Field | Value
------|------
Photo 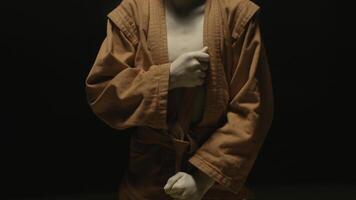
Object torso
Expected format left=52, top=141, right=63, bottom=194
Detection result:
left=165, top=0, right=206, bottom=126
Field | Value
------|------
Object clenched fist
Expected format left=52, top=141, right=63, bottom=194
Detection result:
left=169, top=46, right=210, bottom=90
left=163, top=171, right=215, bottom=200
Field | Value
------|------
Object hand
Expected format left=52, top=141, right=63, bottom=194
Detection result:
left=169, top=46, right=210, bottom=90
left=164, top=171, right=200, bottom=200
left=164, top=171, right=215, bottom=200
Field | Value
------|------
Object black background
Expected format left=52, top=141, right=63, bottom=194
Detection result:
left=1, top=0, right=343, bottom=199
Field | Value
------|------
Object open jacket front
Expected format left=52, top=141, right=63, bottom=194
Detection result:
left=85, top=0, right=274, bottom=199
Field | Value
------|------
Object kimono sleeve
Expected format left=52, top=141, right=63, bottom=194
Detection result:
left=85, top=16, right=171, bottom=131
left=188, top=8, right=274, bottom=194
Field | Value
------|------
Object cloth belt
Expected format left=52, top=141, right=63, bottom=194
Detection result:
left=168, top=87, right=200, bottom=173
left=134, top=86, right=204, bottom=173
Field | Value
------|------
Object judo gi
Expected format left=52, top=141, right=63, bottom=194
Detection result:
left=85, top=0, right=274, bottom=199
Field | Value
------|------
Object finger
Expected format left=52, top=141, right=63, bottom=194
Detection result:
left=194, top=62, right=208, bottom=69
left=190, top=52, right=210, bottom=62
left=169, top=180, right=186, bottom=194
left=166, top=181, right=185, bottom=194
left=190, top=61, right=208, bottom=72
left=189, top=47, right=210, bottom=62
left=189, top=46, right=208, bottom=55
left=201, top=63, right=208, bottom=70
left=167, top=190, right=185, bottom=199
left=164, top=178, right=181, bottom=192
left=191, top=59, right=201, bottom=68
left=201, top=46, right=208, bottom=52
left=164, top=172, right=185, bottom=191
left=199, top=69, right=207, bottom=78
left=197, top=46, right=209, bottom=61
left=199, top=72, right=206, bottom=79
left=168, top=188, right=185, bottom=198
left=195, top=69, right=206, bottom=78
left=167, top=188, right=184, bottom=196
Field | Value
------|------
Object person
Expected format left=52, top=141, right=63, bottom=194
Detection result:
left=85, top=0, right=274, bottom=199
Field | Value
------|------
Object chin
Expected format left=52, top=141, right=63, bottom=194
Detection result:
left=171, top=0, right=191, bottom=7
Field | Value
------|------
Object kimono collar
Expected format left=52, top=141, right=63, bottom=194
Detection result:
left=148, top=0, right=230, bottom=129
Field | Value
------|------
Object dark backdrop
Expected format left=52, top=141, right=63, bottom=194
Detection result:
left=1, top=0, right=341, bottom=198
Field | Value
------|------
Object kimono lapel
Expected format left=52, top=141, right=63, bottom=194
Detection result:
left=148, top=0, right=230, bottom=131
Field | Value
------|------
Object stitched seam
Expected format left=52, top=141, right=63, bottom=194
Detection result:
left=193, top=153, right=233, bottom=186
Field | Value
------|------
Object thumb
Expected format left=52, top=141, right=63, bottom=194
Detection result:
left=201, top=46, right=208, bottom=53
left=190, top=46, right=210, bottom=62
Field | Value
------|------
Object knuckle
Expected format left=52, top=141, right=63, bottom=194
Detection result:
left=191, top=60, right=200, bottom=66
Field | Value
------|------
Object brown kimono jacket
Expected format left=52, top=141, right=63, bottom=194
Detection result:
left=85, top=0, right=274, bottom=199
